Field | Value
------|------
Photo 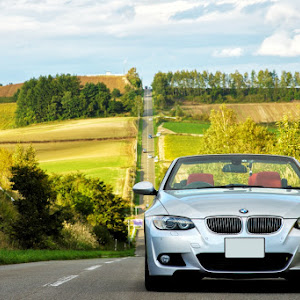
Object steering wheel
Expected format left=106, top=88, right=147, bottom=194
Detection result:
left=183, top=181, right=213, bottom=189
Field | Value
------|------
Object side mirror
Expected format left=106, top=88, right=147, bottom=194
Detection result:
left=133, top=181, right=157, bottom=195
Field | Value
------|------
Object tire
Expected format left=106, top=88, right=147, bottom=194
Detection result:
left=284, top=271, right=300, bottom=284
left=145, top=255, right=160, bottom=291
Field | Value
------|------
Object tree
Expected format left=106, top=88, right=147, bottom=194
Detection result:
left=126, top=68, right=142, bottom=89
left=111, top=88, right=121, bottom=99
left=10, top=146, right=63, bottom=248
left=275, top=115, right=300, bottom=158
left=52, top=174, right=130, bottom=242
left=199, top=105, right=274, bottom=154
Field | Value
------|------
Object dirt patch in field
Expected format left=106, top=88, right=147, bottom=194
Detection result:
left=0, top=75, right=130, bottom=97
left=182, top=102, right=300, bottom=123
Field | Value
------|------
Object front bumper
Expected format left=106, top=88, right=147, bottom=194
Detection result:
left=145, top=217, right=300, bottom=277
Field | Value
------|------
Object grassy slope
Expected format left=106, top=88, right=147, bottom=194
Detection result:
left=0, top=117, right=136, bottom=142
left=0, top=117, right=137, bottom=195
left=0, top=103, right=16, bottom=129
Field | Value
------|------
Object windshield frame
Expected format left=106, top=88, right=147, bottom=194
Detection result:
left=163, top=154, right=300, bottom=191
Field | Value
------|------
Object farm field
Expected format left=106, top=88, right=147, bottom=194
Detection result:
left=0, top=117, right=136, bottom=142
left=164, top=135, right=203, bottom=161
left=0, top=103, right=16, bottom=129
left=162, top=121, right=209, bottom=134
left=181, top=102, right=300, bottom=123
left=0, top=117, right=137, bottom=195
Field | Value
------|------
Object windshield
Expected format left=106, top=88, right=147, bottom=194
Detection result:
left=165, top=155, right=300, bottom=190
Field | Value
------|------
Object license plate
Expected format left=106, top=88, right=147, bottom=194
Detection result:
left=225, top=238, right=265, bottom=258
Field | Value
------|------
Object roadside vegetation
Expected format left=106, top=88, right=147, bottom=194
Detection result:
left=0, top=249, right=135, bottom=265
left=0, top=146, right=132, bottom=256
left=0, top=68, right=143, bottom=260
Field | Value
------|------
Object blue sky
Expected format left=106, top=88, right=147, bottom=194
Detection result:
left=1, top=0, right=300, bottom=86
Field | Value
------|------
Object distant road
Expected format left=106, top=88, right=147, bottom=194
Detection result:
left=139, top=89, right=155, bottom=209
left=1, top=91, right=299, bottom=299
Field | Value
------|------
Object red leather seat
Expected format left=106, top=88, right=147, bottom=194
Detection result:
left=248, top=173, right=258, bottom=185
left=187, top=173, right=214, bottom=186
left=254, top=171, right=281, bottom=188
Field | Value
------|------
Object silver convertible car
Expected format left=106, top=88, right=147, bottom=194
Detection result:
left=133, top=154, right=300, bottom=290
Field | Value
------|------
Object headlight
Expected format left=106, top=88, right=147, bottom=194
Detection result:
left=153, top=216, right=195, bottom=230
left=294, top=218, right=300, bottom=229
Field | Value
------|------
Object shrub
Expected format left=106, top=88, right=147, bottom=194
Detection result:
left=61, top=221, right=98, bottom=250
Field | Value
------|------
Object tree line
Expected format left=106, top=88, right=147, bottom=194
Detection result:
left=152, top=69, right=300, bottom=108
left=0, top=146, right=129, bottom=250
left=16, top=68, right=143, bottom=126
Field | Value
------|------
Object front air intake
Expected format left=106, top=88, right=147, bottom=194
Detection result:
left=247, top=217, right=282, bottom=234
left=206, top=217, right=242, bottom=234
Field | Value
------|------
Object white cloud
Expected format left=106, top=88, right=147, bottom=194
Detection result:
left=257, top=31, right=300, bottom=57
left=256, top=0, right=300, bottom=57
left=265, top=0, right=300, bottom=28
left=213, top=47, right=243, bottom=57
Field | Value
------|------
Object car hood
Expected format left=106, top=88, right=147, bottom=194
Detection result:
left=156, top=188, right=300, bottom=219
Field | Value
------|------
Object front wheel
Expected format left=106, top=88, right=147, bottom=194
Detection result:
left=145, top=255, right=171, bottom=291
left=145, top=256, right=160, bottom=291
left=284, top=271, right=300, bottom=284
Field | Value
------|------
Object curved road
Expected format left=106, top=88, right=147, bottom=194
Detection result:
left=1, top=90, right=300, bottom=299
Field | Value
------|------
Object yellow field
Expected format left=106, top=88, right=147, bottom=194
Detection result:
left=182, top=102, right=300, bottom=123
left=0, top=103, right=16, bottom=129
left=0, top=117, right=136, bottom=142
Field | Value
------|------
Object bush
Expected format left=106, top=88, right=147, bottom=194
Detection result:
left=93, top=225, right=113, bottom=245
left=61, top=222, right=98, bottom=250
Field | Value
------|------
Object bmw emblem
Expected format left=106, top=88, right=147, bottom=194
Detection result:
left=239, top=208, right=248, bottom=214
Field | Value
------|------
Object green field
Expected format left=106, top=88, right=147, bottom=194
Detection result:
left=0, top=117, right=137, bottom=195
left=164, top=135, right=204, bottom=161
left=0, top=103, right=16, bottom=129
left=162, top=121, right=210, bottom=134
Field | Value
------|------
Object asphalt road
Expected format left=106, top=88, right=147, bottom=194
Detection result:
left=139, top=88, right=155, bottom=209
left=1, top=90, right=300, bottom=299
left=1, top=254, right=300, bottom=299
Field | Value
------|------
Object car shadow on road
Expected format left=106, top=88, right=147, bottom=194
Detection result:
left=153, top=278, right=300, bottom=294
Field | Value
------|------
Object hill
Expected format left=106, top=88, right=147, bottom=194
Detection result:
left=0, top=117, right=137, bottom=197
left=0, top=74, right=129, bottom=98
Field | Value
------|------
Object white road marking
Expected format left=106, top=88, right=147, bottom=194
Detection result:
left=44, top=275, right=78, bottom=287
left=84, top=265, right=102, bottom=271
left=105, top=261, right=114, bottom=264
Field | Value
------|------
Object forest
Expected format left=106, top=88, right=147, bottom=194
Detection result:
left=15, top=68, right=143, bottom=126
left=151, top=69, right=300, bottom=108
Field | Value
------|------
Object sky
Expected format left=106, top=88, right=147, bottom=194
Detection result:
left=1, top=0, right=300, bottom=86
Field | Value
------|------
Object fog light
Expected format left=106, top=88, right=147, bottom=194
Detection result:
left=160, top=255, right=171, bottom=264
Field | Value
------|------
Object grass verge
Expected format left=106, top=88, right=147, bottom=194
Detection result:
left=0, top=249, right=135, bottom=265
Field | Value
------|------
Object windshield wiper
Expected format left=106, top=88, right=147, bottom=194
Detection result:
left=204, top=184, right=265, bottom=189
